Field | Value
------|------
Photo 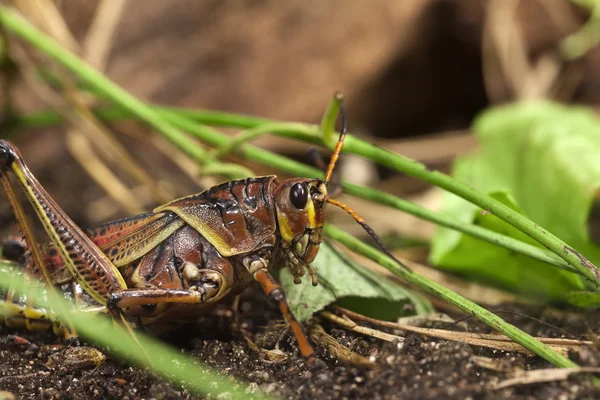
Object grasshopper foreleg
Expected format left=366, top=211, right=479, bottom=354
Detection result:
left=107, top=268, right=226, bottom=310
left=242, top=251, right=322, bottom=367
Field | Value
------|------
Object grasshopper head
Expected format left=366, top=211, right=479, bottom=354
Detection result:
left=274, top=178, right=328, bottom=285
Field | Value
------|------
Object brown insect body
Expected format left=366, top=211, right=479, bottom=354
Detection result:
left=1, top=149, right=328, bottom=362
left=0, top=107, right=403, bottom=365
left=83, top=175, right=326, bottom=332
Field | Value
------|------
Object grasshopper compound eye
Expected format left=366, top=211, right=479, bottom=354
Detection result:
left=289, top=182, right=308, bottom=209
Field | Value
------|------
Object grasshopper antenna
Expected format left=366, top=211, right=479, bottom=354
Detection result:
left=327, top=198, right=412, bottom=273
left=324, top=105, right=412, bottom=273
left=324, top=106, right=347, bottom=186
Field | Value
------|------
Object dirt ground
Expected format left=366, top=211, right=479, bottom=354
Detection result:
left=1, top=287, right=600, bottom=400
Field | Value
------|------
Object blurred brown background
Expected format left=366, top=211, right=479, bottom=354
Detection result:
left=1, top=0, right=599, bottom=242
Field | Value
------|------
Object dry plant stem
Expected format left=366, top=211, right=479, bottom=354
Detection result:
left=484, top=0, right=532, bottom=100
left=22, top=0, right=171, bottom=204
left=322, top=312, right=568, bottom=356
left=489, top=368, right=600, bottom=391
left=472, top=355, right=522, bottom=373
left=76, top=0, right=170, bottom=204
left=333, top=307, right=592, bottom=355
left=67, top=131, right=144, bottom=215
left=82, top=0, right=129, bottom=71
left=309, top=323, right=375, bottom=368
left=10, top=40, right=146, bottom=213
left=318, top=311, right=404, bottom=343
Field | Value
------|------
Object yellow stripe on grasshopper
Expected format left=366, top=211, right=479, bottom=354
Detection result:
left=277, top=212, right=295, bottom=244
left=306, top=197, right=317, bottom=228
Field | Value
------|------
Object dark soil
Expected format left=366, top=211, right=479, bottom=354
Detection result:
left=1, top=287, right=600, bottom=400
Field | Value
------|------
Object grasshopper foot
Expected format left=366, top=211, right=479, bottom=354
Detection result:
left=64, top=336, right=82, bottom=348
left=307, top=355, right=327, bottom=370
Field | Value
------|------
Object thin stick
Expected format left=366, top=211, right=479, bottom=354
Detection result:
left=336, top=306, right=592, bottom=348
left=320, top=311, right=404, bottom=343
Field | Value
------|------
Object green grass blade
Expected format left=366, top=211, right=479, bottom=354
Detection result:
left=0, top=262, right=274, bottom=400
left=322, top=225, right=579, bottom=369
left=342, top=136, right=600, bottom=286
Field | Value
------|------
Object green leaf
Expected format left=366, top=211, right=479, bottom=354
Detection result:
left=430, top=101, right=600, bottom=301
left=281, top=242, right=432, bottom=322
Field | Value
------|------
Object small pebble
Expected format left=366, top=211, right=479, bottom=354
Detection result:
left=46, top=346, right=105, bottom=370
left=246, top=382, right=259, bottom=394
left=0, top=391, right=15, bottom=400
left=262, top=383, right=278, bottom=394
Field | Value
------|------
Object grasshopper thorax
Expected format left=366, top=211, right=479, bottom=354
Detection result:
left=274, top=178, right=327, bottom=284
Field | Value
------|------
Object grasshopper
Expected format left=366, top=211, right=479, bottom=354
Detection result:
left=0, top=115, right=404, bottom=366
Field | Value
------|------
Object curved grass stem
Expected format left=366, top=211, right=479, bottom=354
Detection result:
left=6, top=106, right=583, bottom=279
left=320, top=91, right=344, bottom=146
left=209, top=122, right=319, bottom=160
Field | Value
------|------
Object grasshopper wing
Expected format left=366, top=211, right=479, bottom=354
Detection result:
left=87, top=211, right=185, bottom=267
left=154, top=177, right=278, bottom=257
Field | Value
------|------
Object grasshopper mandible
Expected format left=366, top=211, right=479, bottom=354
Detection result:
left=0, top=111, right=405, bottom=366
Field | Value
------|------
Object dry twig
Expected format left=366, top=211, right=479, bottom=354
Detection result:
left=330, top=306, right=593, bottom=357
